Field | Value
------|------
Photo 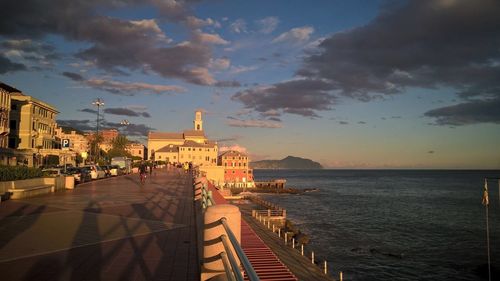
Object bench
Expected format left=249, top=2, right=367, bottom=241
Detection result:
left=8, top=185, right=55, bottom=200
left=0, top=177, right=59, bottom=200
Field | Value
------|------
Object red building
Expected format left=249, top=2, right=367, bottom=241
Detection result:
left=218, top=150, right=253, bottom=187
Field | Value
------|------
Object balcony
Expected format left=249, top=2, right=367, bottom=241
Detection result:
left=0, top=125, right=9, bottom=136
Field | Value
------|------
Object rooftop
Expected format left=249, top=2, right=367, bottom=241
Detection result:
left=148, top=132, right=184, bottom=139
left=156, top=144, right=179, bottom=153
left=219, top=150, right=248, bottom=157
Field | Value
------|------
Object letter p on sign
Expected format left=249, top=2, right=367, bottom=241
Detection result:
left=62, top=139, right=70, bottom=148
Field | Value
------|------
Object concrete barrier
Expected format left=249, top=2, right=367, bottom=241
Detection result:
left=65, top=176, right=75, bottom=189
left=0, top=176, right=67, bottom=200
left=194, top=176, right=208, bottom=201
left=202, top=204, right=241, bottom=280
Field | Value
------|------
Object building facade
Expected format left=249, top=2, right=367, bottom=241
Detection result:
left=218, top=150, right=254, bottom=187
left=126, top=142, right=146, bottom=160
left=54, top=127, right=89, bottom=154
left=0, top=83, right=15, bottom=165
left=9, top=92, right=59, bottom=150
left=0, top=84, right=12, bottom=149
left=86, top=129, right=119, bottom=153
left=148, top=110, right=218, bottom=166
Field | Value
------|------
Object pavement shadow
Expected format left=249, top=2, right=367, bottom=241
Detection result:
left=0, top=204, right=46, bottom=251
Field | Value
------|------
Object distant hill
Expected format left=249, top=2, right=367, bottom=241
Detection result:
left=250, top=156, right=323, bottom=169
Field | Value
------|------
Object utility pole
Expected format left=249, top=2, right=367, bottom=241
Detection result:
left=92, top=98, right=104, bottom=163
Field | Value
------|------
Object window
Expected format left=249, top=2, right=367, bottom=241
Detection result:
left=232, top=171, right=235, bottom=174
left=199, top=148, right=202, bottom=151
left=239, top=163, right=241, bottom=167
left=139, top=150, right=141, bottom=155
left=10, top=104, right=17, bottom=110
left=8, top=137, right=16, bottom=148
left=224, top=163, right=227, bottom=167
left=9, top=120, right=16, bottom=130
left=188, top=148, right=191, bottom=151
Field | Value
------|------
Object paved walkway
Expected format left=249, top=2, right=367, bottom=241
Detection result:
left=235, top=201, right=336, bottom=281
left=0, top=168, right=199, bottom=281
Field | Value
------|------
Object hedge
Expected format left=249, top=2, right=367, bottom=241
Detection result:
left=0, top=166, right=44, bottom=182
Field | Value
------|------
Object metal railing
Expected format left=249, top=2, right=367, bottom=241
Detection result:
left=220, top=218, right=260, bottom=281
left=195, top=175, right=260, bottom=281
left=201, top=183, right=215, bottom=209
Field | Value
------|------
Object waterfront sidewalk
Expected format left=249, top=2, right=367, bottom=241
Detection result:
left=0, top=168, right=198, bottom=281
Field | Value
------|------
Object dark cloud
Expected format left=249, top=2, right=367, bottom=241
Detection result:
left=268, top=117, right=281, bottom=122
left=62, top=71, right=83, bottom=81
left=299, top=0, right=500, bottom=101
left=226, top=118, right=282, bottom=129
left=102, top=107, right=151, bottom=118
left=232, top=79, right=336, bottom=117
left=424, top=98, right=500, bottom=126
left=64, top=72, right=187, bottom=96
left=428, top=150, right=435, bottom=154
left=217, top=136, right=241, bottom=143
left=58, top=118, right=153, bottom=136
left=104, top=108, right=140, bottom=117
left=0, top=0, right=218, bottom=85
left=215, top=80, right=241, bottom=87
left=57, top=119, right=94, bottom=132
left=339, top=121, right=349, bottom=125
left=105, top=122, right=153, bottom=136
left=0, top=54, right=27, bottom=74
left=79, top=108, right=98, bottom=114
left=358, top=121, right=366, bottom=124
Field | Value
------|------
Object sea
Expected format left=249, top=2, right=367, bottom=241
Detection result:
left=253, top=169, right=500, bottom=281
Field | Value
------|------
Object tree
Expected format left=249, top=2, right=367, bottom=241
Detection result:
left=106, top=135, right=132, bottom=159
left=89, top=133, right=104, bottom=163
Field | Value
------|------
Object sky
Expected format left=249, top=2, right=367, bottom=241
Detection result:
left=1, top=0, right=499, bottom=169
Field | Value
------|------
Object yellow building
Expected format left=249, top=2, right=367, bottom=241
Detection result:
left=8, top=90, right=59, bottom=166
left=126, top=142, right=146, bottom=160
left=148, top=110, right=218, bottom=166
left=9, top=92, right=58, bottom=150
left=0, top=83, right=16, bottom=165
left=0, top=83, right=13, bottom=149
left=54, top=127, right=89, bottom=154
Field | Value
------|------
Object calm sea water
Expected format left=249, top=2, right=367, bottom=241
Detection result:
left=254, top=169, right=500, bottom=281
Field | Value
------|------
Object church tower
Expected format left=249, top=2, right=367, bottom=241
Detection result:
left=194, top=110, right=203, bottom=131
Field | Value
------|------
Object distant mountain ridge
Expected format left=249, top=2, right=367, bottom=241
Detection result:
left=250, top=156, right=323, bottom=169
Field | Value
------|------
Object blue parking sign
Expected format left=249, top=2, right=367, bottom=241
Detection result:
left=62, top=139, right=70, bottom=148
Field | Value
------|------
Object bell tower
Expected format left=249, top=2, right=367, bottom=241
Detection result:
left=194, top=110, right=203, bottom=131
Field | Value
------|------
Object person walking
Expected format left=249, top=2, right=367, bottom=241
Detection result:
left=139, top=161, right=147, bottom=185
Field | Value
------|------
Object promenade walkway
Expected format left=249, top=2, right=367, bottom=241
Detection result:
left=0, top=168, right=198, bottom=281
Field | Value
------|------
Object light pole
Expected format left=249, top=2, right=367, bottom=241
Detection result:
left=92, top=98, right=104, bottom=163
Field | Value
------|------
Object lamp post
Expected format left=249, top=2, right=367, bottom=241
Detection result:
left=92, top=98, right=104, bottom=163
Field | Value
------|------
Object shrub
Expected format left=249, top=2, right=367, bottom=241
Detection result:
left=0, top=166, right=44, bottom=181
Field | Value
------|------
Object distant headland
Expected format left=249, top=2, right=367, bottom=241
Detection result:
left=250, top=156, right=323, bottom=169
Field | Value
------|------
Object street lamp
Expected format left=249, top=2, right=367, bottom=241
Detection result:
left=92, top=98, right=104, bottom=163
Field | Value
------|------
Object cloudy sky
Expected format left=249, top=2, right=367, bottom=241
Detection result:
left=1, top=0, right=499, bottom=168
